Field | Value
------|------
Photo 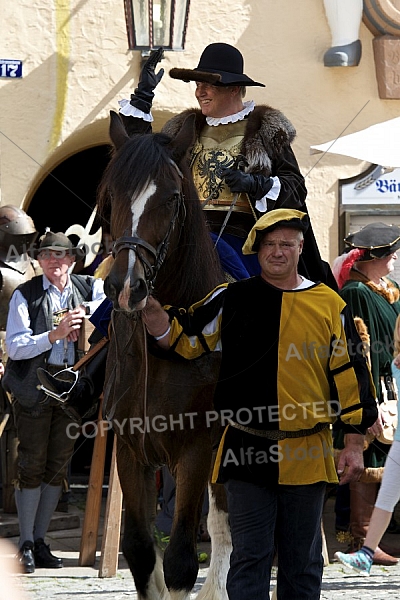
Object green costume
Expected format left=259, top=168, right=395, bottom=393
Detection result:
left=340, top=274, right=400, bottom=467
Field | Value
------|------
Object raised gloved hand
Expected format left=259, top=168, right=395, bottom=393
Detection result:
left=221, top=167, right=274, bottom=201
left=130, top=47, right=165, bottom=114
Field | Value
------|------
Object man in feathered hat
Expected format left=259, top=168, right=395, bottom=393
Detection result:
left=332, top=221, right=400, bottom=567
left=140, top=208, right=377, bottom=599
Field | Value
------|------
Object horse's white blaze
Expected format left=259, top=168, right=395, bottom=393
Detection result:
left=118, top=181, right=157, bottom=310
left=131, top=181, right=156, bottom=234
left=195, top=487, right=231, bottom=600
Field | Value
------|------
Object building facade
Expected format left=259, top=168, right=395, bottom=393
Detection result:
left=1, top=0, right=400, bottom=265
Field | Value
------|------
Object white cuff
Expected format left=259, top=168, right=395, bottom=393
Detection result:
left=255, top=177, right=281, bottom=213
left=154, top=325, right=171, bottom=341
left=118, top=99, right=154, bottom=122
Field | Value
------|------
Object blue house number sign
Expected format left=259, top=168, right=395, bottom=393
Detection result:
left=0, top=60, right=22, bottom=78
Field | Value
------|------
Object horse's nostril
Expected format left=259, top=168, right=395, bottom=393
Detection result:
left=131, top=279, right=143, bottom=293
left=129, top=279, right=148, bottom=305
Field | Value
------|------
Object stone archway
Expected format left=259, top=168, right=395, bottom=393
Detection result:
left=27, top=145, right=111, bottom=237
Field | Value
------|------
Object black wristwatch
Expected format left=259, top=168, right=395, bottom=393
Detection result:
left=83, top=303, right=91, bottom=316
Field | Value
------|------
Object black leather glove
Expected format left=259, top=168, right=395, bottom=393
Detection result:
left=130, top=47, right=165, bottom=114
left=221, top=167, right=274, bottom=201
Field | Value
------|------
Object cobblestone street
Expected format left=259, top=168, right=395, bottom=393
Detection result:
left=2, top=494, right=400, bottom=599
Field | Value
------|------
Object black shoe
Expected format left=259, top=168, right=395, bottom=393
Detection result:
left=37, top=368, right=74, bottom=400
left=17, top=540, right=35, bottom=574
left=34, top=538, right=63, bottom=568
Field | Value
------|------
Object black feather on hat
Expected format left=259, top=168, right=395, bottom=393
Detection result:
left=344, top=222, right=400, bottom=260
left=169, top=43, right=265, bottom=87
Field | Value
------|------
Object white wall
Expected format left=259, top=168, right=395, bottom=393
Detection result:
left=1, top=0, right=399, bottom=263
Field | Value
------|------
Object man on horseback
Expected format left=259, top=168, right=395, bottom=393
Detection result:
left=37, top=43, right=335, bottom=418
left=121, top=42, right=336, bottom=287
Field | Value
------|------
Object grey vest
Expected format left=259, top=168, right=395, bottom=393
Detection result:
left=2, top=274, right=94, bottom=408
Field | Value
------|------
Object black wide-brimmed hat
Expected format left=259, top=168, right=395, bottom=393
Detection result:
left=344, top=222, right=400, bottom=259
left=169, top=43, right=265, bottom=87
left=35, top=230, right=87, bottom=260
left=242, top=209, right=309, bottom=254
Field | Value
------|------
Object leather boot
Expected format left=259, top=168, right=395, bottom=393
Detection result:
left=17, top=540, right=35, bottom=574
left=34, top=538, right=63, bottom=568
left=37, top=344, right=108, bottom=423
left=349, top=481, right=398, bottom=566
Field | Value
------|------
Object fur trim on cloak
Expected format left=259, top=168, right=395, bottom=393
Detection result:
left=161, top=106, right=296, bottom=176
left=353, top=316, right=371, bottom=367
left=348, top=269, right=400, bottom=304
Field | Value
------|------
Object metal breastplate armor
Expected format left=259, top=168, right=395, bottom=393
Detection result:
left=0, top=254, right=39, bottom=331
left=190, top=121, right=252, bottom=214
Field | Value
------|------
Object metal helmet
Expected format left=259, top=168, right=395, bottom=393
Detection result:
left=0, top=205, right=38, bottom=254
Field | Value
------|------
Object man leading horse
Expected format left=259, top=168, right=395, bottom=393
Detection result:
left=141, top=208, right=378, bottom=599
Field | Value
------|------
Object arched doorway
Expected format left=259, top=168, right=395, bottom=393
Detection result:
left=27, top=145, right=111, bottom=236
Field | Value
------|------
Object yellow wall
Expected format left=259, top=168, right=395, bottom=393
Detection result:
left=1, top=0, right=398, bottom=263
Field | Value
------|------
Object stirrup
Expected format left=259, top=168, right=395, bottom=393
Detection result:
left=40, top=367, right=79, bottom=402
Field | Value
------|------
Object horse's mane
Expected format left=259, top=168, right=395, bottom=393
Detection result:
left=98, top=131, right=225, bottom=308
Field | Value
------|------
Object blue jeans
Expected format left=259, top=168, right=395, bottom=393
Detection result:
left=224, top=479, right=326, bottom=600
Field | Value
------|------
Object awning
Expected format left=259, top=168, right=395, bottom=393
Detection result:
left=310, top=116, right=400, bottom=168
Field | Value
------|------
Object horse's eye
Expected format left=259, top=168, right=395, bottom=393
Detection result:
left=166, top=194, right=179, bottom=210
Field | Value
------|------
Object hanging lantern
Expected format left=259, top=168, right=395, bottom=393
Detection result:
left=124, top=0, right=190, bottom=52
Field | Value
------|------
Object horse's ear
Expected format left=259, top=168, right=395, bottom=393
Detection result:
left=109, top=110, right=130, bottom=151
left=169, top=114, right=197, bottom=164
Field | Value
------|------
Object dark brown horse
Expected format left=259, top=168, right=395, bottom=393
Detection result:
left=97, top=111, right=231, bottom=600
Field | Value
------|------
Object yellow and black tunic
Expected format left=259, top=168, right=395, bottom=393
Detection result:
left=167, top=277, right=377, bottom=487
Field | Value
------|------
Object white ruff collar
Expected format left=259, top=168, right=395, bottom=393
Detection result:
left=206, top=100, right=255, bottom=126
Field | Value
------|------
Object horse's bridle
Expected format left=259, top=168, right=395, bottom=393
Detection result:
left=109, top=196, right=184, bottom=457
left=112, top=185, right=185, bottom=292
